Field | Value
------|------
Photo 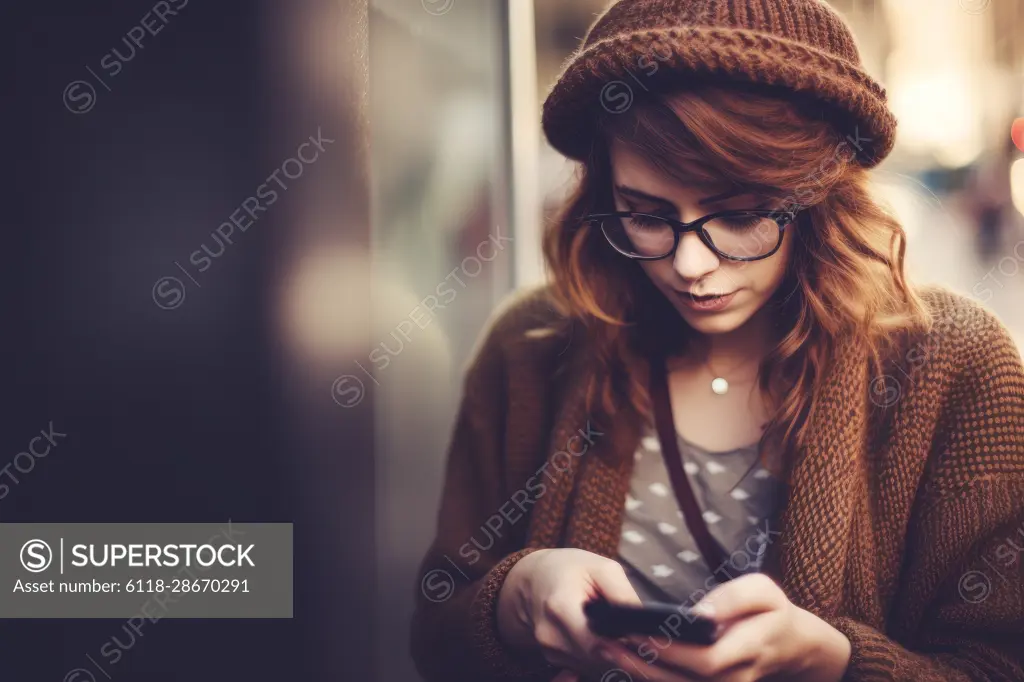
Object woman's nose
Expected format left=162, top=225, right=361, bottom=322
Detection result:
left=672, top=231, right=720, bottom=280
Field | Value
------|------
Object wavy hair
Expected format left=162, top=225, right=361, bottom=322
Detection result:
left=542, top=84, right=933, bottom=473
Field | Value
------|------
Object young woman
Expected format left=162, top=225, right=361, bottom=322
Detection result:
left=411, top=1, right=1024, bottom=681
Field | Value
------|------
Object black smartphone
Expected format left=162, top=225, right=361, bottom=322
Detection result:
left=584, top=597, right=718, bottom=644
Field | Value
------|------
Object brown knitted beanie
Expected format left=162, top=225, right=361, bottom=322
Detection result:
left=541, top=0, right=898, bottom=168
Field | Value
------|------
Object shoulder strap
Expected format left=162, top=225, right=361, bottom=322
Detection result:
left=648, top=352, right=731, bottom=578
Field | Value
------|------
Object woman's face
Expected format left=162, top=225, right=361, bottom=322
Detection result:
left=608, top=138, right=794, bottom=336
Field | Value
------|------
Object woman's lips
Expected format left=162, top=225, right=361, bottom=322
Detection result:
left=676, top=290, right=738, bottom=312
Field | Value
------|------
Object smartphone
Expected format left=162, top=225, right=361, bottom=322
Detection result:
left=584, top=597, right=718, bottom=644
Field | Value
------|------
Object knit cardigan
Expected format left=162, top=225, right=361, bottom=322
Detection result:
left=410, top=283, right=1024, bottom=682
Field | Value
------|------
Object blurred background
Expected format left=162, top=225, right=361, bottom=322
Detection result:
left=7, top=0, right=1024, bottom=680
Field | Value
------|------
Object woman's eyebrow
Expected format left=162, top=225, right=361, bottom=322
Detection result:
left=614, top=185, right=675, bottom=205
left=697, top=187, right=745, bottom=205
left=615, top=184, right=771, bottom=209
left=699, top=187, right=773, bottom=210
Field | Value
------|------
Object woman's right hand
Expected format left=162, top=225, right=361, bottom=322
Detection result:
left=496, top=548, right=642, bottom=678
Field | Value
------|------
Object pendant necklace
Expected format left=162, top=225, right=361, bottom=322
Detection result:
left=701, top=352, right=757, bottom=396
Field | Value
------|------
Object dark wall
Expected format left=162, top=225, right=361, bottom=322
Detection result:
left=6, top=0, right=373, bottom=679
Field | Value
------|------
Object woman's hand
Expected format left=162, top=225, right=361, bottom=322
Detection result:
left=496, top=548, right=642, bottom=678
left=594, top=573, right=851, bottom=682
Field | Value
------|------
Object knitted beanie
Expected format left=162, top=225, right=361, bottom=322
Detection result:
left=541, top=0, right=897, bottom=168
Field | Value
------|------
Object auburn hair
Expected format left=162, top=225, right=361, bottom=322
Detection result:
left=541, top=84, right=933, bottom=474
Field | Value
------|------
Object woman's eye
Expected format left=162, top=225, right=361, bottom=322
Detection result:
left=720, top=216, right=761, bottom=230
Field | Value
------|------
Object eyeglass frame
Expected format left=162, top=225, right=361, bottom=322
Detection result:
left=582, top=208, right=799, bottom=262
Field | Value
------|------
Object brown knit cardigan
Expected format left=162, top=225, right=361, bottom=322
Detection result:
left=410, top=283, right=1024, bottom=682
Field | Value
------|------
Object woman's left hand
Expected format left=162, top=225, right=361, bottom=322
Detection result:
left=594, top=573, right=851, bottom=682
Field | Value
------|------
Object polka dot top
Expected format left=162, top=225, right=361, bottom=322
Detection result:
left=617, top=422, right=787, bottom=606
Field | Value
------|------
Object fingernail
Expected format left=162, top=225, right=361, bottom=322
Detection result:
left=693, top=602, right=715, bottom=617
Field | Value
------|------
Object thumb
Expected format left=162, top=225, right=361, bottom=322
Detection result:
left=591, top=561, right=642, bottom=606
left=693, top=574, right=785, bottom=622
left=551, top=669, right=580, bottom=682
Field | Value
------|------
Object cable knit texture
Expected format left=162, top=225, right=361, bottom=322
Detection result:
left=541, top=0, right=898, bottom=167
left=410, top=283, right=1024, bottom=682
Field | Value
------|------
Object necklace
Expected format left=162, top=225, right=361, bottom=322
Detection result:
left=701, top=352, right=757, bottom=396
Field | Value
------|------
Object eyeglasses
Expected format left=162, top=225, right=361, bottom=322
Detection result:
left=582, top=209, right=797, bottom=261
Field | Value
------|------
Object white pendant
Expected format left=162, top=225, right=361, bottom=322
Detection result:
left=711, top=377, right=729, bottom=395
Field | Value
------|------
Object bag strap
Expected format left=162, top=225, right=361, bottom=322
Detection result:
left=648, top=352, right=731, bottom=578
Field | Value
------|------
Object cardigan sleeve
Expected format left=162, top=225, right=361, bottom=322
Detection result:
left=409, top=306, right=561, bottom=682
left=824, top=308, right=1024, bottom=682
left=823, top=472, right=1024, bottom=682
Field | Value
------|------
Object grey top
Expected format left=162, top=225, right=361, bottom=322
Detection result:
left=617, top=422, right=786, bottom=606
